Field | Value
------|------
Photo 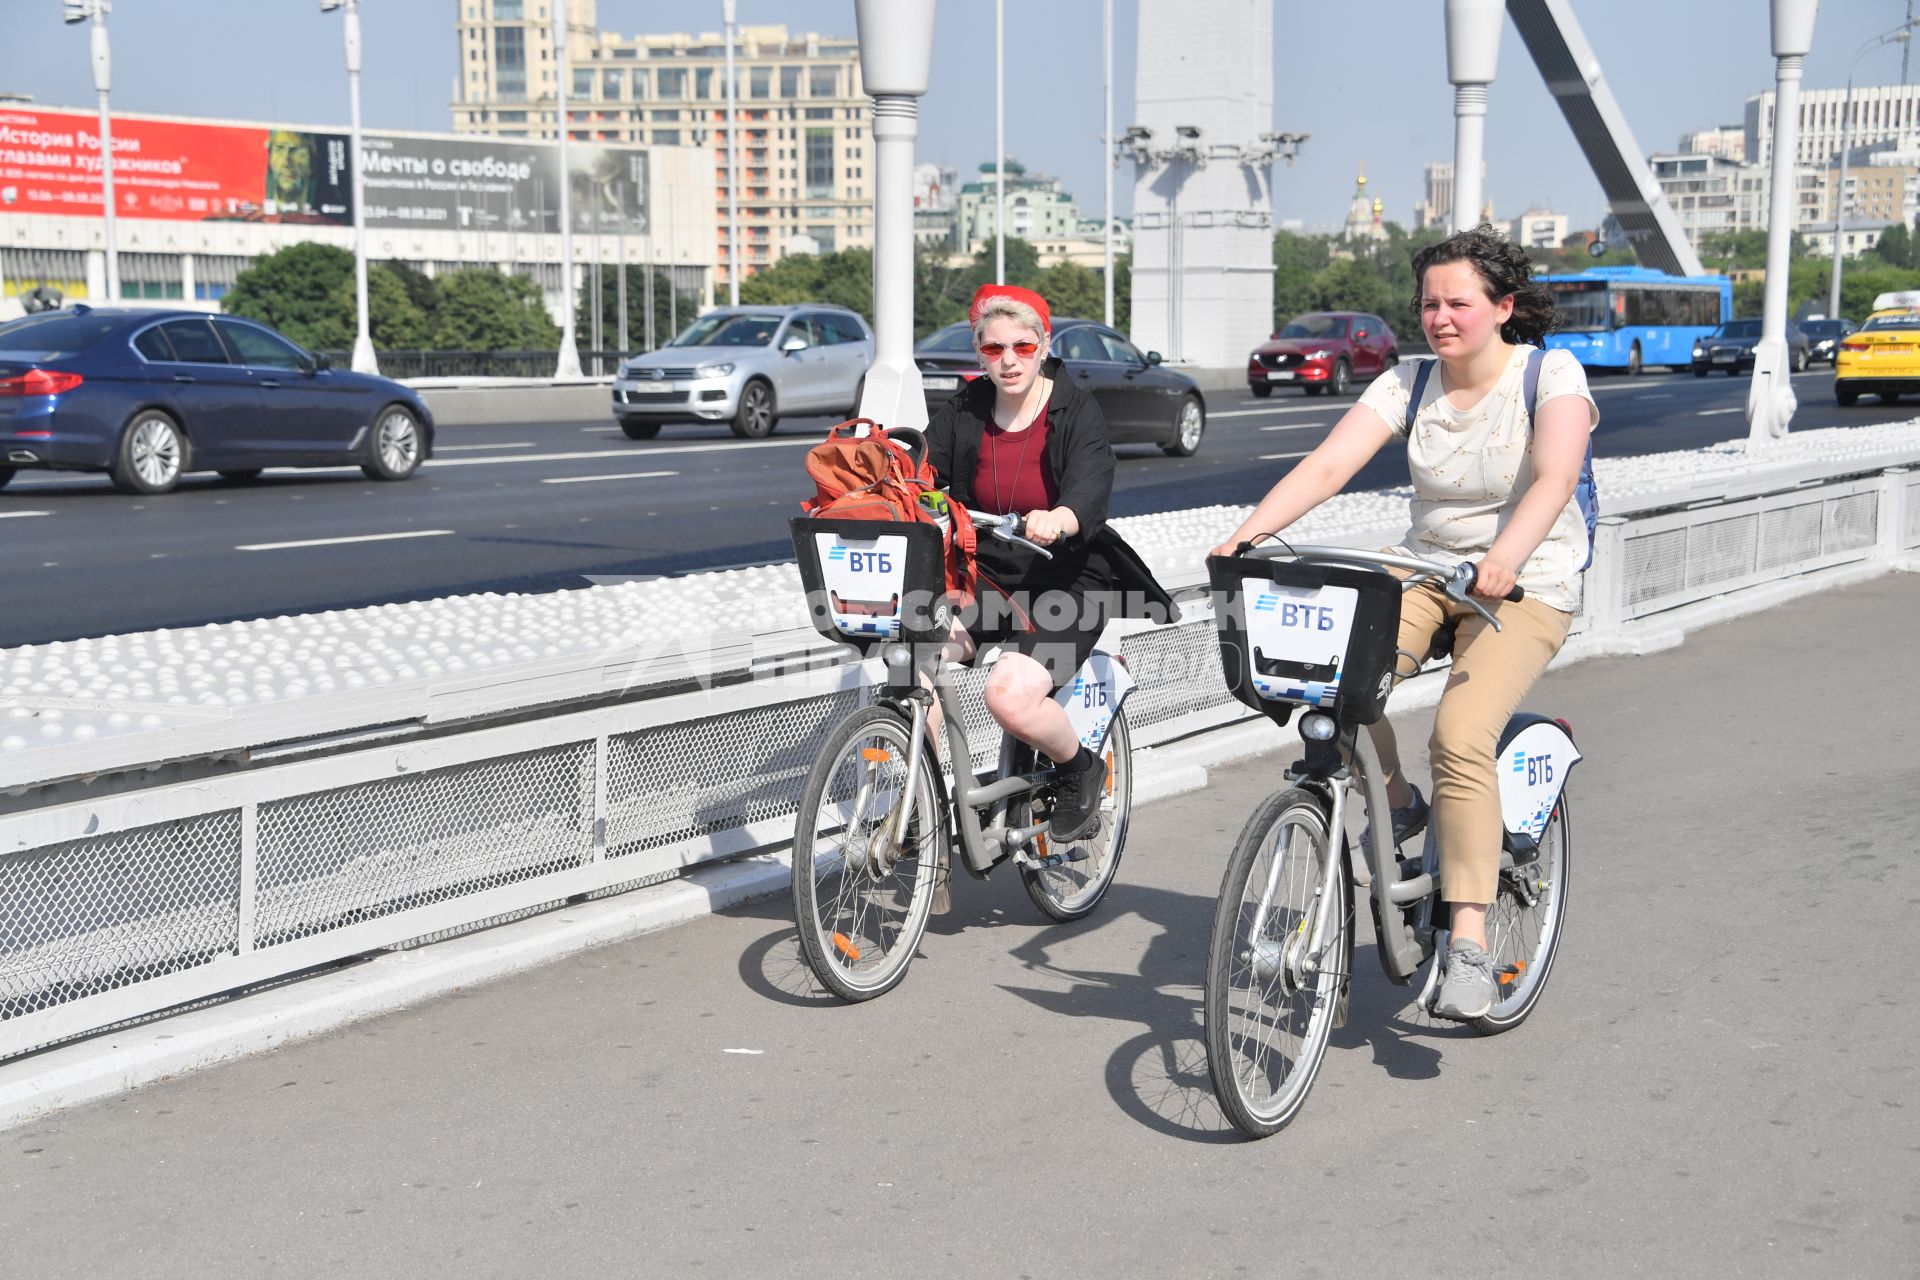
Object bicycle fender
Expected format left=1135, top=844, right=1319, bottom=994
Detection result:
left=1053, top=650, right=1134, bottom=755
left=1496, top=714, right=1582, bottom=853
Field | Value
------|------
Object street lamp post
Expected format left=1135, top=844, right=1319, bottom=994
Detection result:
left=1750, top=0, right=1820, bottom=450
left=995, top=0, right=1005, bottom=281
left=1103, top=0, right=1113, bottom=327
left=322, top=0, right=378, bottom=374
left=1444, top=0, right=1502, bottom=233
left=724, top=0, right=740, bottom=306
left=852, top=0, right=935, bottom=431
left=1828, top=23, right=1917, bottom=321
left=64, top=1, right=117, bottom=303
left=553, top=0, right=583, bottom=379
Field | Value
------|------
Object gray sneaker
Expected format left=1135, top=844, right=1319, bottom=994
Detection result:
left=1360, top=785, right=1429, bottom=858
left=1433, top=937, right=1498, bottom=1021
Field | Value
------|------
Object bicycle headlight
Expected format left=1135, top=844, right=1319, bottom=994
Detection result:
left=1300, top=712, right=1337, bottom=741
left=696, top=362, right=735, bottom=378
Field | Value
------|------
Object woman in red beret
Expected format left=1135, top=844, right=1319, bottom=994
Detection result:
left=921, top=283, right=1131, bottom=843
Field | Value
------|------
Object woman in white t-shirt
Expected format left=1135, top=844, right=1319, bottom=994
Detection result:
left=1211, top=226, right=1598, bottom=1022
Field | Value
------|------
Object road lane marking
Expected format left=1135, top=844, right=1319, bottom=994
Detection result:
left=541, top=470, right=681, bottom=485
left=1256, top=450, right=1313, bottom=461
left=1697, top=407, right=1742, bottom=416
left=238, top=530, right=455, bottom=551
left=1214, top=403, right=1344, bottom=418
left=0, top=510, right=50, bottom=519
left=434, top=441, right=536, bottom=452
left=1259, top=421, right=1332, bottom=432
left=426, top=437, right=814, bottom=468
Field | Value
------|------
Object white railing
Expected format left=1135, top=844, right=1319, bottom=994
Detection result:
left=0, top=452, right=1915, bottom=1061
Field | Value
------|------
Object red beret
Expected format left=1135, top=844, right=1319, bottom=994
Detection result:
left=967, top=283, right=1051, bottom=334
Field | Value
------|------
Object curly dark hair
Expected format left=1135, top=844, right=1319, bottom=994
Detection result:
left=1408, top=224, right=1555, bottom=346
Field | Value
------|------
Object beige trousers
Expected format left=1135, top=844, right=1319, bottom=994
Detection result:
left=1366, top=580, right=1572, bottom=904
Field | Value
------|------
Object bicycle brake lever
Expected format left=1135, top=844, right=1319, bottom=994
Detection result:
left=1443, top=563, right=1503, bottom=633
left=991, top=527, right=1053, bottom=560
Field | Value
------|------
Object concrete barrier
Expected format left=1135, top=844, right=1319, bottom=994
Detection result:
left=411, top=379, right=615, bottom=427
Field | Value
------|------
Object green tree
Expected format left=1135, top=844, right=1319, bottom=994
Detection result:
left=382, top=261, right=441, bottom=320
left=970, top=235, right=1043, bottom=290
left=738, top=247, right=876, bottom=319
left=432, top=268, right=560, bottom=349
left=321, top=264, right=432, bottom=350
left=1035, top=259, right=1103, bottom=322
left=223, top=242, right=355, bottom=349
left=1871, top=222, right=1913, bottom=270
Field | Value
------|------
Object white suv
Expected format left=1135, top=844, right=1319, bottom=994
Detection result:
left=611, top=305, right=874, bottom=440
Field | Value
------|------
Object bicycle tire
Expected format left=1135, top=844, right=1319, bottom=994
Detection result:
left=1204, top=787, right=1352, bottom=1139
left=791, top=705, right=945, bottom=1002
left=1471, top=790, right=1572, bottom=1034
left=1020, top=708, right=1133, bottom=922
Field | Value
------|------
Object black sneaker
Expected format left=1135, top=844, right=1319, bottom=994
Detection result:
left=1048, top=748, right=1103, bottom=841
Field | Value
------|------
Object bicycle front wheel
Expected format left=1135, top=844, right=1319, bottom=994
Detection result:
left=1472, top=790, right=1572, bottom=1034
left=1205, top=787, right=1351, bottom=1139
left=791, top=706, right=945, bottom=1002
left=1021, top=707, right=1132, bottom=922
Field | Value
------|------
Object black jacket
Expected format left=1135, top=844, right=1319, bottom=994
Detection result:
left=926, top=359, right=1178, bottom=623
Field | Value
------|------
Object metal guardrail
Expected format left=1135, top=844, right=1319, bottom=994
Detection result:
left=0, top=461, right=1915, bottom=1061
left=314, top=350, right=633, bottom=379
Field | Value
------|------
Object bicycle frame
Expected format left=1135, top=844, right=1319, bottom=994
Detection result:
left=870, top=644, right=1093, bottom=880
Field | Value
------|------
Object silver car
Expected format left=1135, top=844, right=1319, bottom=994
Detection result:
left=611, top=305, right=874, bottom=440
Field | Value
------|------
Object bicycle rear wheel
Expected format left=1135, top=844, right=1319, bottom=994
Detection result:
left=1021, top=708, right=1132, bottom=921
left=791, top=706, right=945, bottom=1002
left=1205, top=787, right=1351, bottom=1139
left=1472, top=790, right=1571, bottom=1034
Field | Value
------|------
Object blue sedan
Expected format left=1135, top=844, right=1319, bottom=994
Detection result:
left=0, top=307, right=433, bottom=494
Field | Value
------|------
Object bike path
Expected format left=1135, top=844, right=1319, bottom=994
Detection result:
left=2, top=574, right=1914, bottom=1278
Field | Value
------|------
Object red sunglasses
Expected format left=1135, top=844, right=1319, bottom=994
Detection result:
left=978, top=340, right=1041, bottom=360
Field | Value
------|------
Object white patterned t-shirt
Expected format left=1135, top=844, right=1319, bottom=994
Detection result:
left=1357, top=345, right=1599, bottom=613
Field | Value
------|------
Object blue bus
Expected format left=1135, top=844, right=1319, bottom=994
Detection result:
left=1541, top=267, right=1732, bottom=374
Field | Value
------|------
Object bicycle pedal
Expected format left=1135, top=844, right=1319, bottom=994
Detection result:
left=1019, top=844, right=1090, bottom=870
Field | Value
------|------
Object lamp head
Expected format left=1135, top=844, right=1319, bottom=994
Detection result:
left=62, top=1, right=92, bottom=25
left=320, top=0, right=345, bottom=11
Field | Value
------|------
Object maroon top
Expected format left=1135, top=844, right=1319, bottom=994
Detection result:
left=972, top=405, right=1058, bottom=516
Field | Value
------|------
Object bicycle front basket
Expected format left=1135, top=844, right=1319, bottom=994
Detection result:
left=1207, top=553, right=1402, bottom=725
left=791, top=516, right=953, bottom=648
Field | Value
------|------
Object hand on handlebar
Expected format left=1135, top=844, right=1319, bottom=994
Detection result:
left=1467, top=555, right=1523, bottom=602
left=1023, top=508, right=1070, bottom=546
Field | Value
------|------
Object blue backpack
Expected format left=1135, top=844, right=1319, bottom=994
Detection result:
left=1406, top=348, right=1599, bottom=570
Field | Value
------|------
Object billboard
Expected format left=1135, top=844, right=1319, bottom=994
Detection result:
left=0, top=108, right=647, bottom=234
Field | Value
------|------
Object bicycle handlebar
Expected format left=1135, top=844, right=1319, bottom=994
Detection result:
left=1225, top=542, right=1520, bottom=632
left=967, top=507, right=1054, bottom=560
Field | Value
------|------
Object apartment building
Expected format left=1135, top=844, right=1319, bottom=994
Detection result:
left=1746, top=83, right=1920, bottom=168
left=451, top=0, right=869, bottom=289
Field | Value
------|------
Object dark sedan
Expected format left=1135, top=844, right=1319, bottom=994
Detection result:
left=916, top=317, right=1206, bottom=456
left=0, top=307, right=433, bottom=494
left=1690, top=318, right=1811, bottom=377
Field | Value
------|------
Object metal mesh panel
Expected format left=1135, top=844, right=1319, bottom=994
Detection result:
left=1684, top=513, right=1758, bottom=591
left=0, top=811, right=240, bottom=1021
left=946, top=663, right=1004, bottom=775
left=254, top=744, right=594, bottom=948
left=1121, top=620, right=1233, bottom=728
left=1624, top=528, right=1688, bottom=608
left=604, top=690, right=856, bottom=857
left=1823, top=492, right=1878, bottom=555
left=1906, top=481, right=1920, bottom=548
left=1758, top=501, right=1824, bottom=571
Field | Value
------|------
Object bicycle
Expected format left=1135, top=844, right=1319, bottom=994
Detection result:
left=1201, top=544, right=1581, bottom=1138
left=785, top=504, right=1136, bottom=1002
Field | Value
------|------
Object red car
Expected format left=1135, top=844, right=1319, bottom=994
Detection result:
left=1247, top=311, right=1399, bottom=397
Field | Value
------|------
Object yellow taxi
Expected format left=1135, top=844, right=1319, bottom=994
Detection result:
left=1835, top=290, right=1920, bottom=405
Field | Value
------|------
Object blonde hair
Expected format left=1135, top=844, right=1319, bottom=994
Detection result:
left=972, top=296, right=1049, bottom=350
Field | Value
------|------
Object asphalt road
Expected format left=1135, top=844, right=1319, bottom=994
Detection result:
left=1, top=574, right=1911, bottom=1277
left=0, top=366, right=1901, bottom=647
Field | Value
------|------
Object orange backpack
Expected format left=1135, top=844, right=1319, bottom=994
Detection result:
left=800, top=419, right=978, bottom=609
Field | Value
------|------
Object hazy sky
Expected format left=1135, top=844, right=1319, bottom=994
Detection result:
left=5, top=1, right=1911, bottom=232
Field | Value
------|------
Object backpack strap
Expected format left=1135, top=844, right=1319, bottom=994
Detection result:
left=1404, top=359, right=1437, bottom=434
left=1522, top=346, right=1545, bottom=430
